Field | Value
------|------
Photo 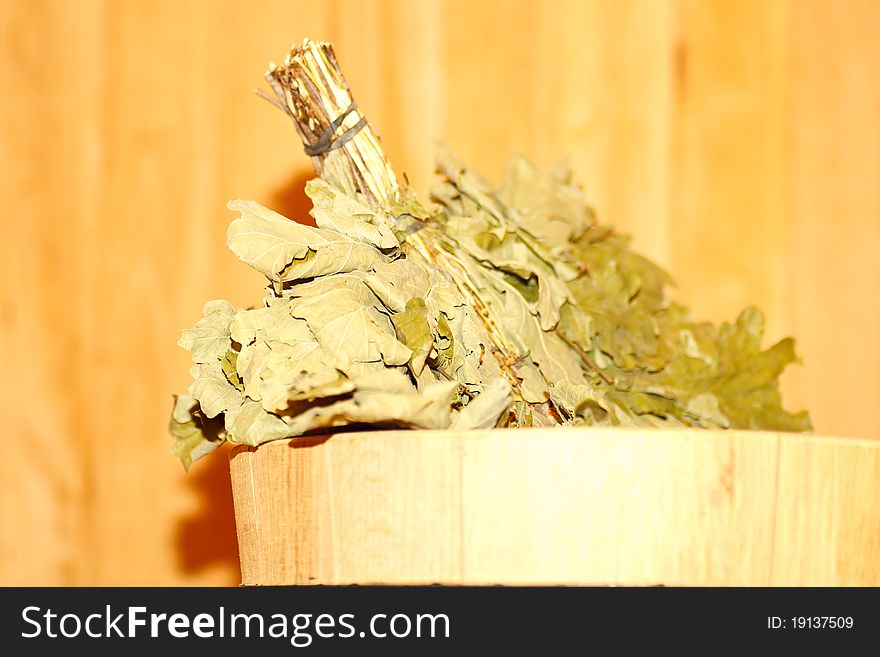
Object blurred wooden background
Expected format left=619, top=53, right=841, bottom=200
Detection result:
left=1, top=0, right=878, bottom=586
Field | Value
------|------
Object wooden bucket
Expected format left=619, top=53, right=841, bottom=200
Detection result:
left=229, top=428, right=880, bottom=586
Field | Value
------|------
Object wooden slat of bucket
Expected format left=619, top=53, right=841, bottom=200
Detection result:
left=229, top=428, right=880, bottom=586
left=458, top=429, right=778, bottom=585
left=772, top=434, right=880, bottom=585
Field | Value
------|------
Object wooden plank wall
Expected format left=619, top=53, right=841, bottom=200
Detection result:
left=1, top=0, right=878, bottom=585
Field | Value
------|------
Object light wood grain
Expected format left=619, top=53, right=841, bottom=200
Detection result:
left=231, top=434, right=463, bottom=585
left=230, top=428, right=880, bottom=586
left=2, top=0, right=879, bottom=585
left=459, top=429, right=779, bottom=585
left=772, top=434, right=880, bottom=585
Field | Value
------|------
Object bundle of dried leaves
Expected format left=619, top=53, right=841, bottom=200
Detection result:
left=170, top=40, right=809, bottom=470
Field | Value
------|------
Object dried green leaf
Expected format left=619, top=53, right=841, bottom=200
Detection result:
left=226, top=199, right=386, bottom=282
left=287, top=276, right=413, bottom=370
left=451, top=379, right=512, bottom=430
left=225, top=399, right=291, bottom=446
left=178, top=300, right=235, bottom=363
left=169, top=395, right=225, bottom=471
left=391, top=297, right=433, bottom=374
left=306, top=178, right=399, bottom=251
left=187, top=361, right=243, bottom=419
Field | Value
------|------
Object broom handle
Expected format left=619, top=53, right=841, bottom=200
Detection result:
left=264, top=39, right=400, bottom=209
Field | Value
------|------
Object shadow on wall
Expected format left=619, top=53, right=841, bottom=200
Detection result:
left=270, top=168, right=319, bottom=226
left=175, top=443, right=241, bottom=584
left=173, top=170, right=317, bottom=585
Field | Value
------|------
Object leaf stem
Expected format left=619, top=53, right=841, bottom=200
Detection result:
left=556, top=331, right=615, bottom=385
